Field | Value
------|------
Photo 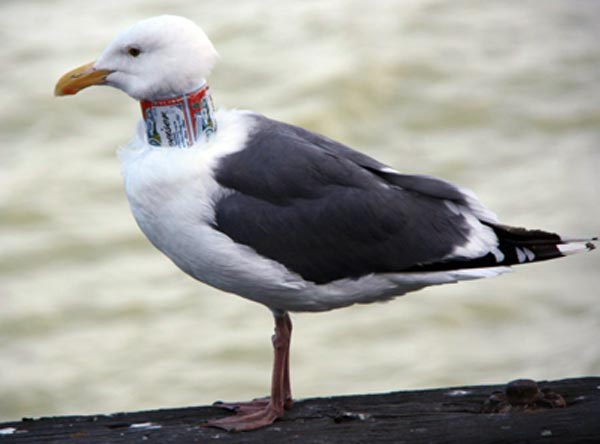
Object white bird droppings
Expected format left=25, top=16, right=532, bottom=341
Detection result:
left=0, top=427, right=17, bottom=435
left=541, top=429, right=553, bottom=437
left=129, top=422, right=162, bottom=430
left=446, top=389, right=471, bottom=396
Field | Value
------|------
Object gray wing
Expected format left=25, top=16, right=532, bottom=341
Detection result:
left=212, top=114, right=492, bottom=284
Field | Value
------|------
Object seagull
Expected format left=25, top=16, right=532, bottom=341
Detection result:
left=54, top=15, right=596, bottom=431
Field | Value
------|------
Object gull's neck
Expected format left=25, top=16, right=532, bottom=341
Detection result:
left=140, top=83, right=217, bottom=148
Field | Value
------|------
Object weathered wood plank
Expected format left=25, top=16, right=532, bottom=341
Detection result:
left=1, top=377, right=598, bottom=443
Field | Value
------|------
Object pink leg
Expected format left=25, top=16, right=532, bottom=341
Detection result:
left=205, top=312, right=293, bottom=431
left=282, top=313, right=293, bottom=409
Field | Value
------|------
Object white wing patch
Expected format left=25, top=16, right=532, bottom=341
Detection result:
left=490, top=247, right=505, bottom=263
left=443, top=200, right=500, bottom=262
left=516, top=247, right=526, bottom=263
left=515, top=247, right=536, bottom=263
left=524, top=247, right=535, bottom=261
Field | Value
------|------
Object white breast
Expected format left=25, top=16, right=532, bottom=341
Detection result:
left=118, top=110, right=311, bottom=308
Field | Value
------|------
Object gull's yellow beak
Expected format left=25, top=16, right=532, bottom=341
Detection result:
left=54, top=61, right=113, bottom=96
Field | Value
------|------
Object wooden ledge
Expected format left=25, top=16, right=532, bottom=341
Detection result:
left=1, top=377, right=599, bottom=443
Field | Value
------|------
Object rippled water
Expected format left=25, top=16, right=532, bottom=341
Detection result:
left=1, top=0, right=599, bottom=421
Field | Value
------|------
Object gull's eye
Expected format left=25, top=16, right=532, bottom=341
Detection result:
left=128, top=47, right=141, bottom=57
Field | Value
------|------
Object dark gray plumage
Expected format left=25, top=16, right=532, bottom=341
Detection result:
left=213, top=115, right=485, bottom=284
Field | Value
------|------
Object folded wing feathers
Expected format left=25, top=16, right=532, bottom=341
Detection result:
left=375, top=167, right=596, bottom=269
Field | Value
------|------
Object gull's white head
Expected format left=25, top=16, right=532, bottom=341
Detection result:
left=55, top=15, right=218, bottom=100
